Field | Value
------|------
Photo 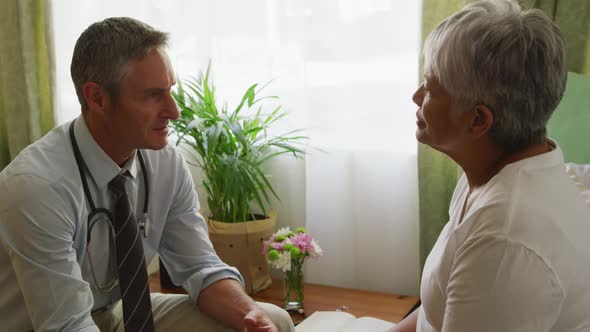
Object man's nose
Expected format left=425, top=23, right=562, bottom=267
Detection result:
left=164, top=92, right=180, bottom=120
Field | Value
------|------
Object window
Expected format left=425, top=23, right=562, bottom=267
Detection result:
left=52, top=0, right=421, bottom=295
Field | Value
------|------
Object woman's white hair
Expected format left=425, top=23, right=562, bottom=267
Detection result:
left=423, top=0, right=567, bottom=152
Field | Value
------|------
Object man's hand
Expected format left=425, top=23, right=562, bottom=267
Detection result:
left=198, top=279, right=282, bottom=331
left=242, top=308, right=279, bottom=332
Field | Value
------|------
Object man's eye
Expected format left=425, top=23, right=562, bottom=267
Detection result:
left=148, top=91, right=162, bottom=98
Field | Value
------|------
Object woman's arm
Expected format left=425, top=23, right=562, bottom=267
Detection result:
left=388, top=308, right=418, bottom=332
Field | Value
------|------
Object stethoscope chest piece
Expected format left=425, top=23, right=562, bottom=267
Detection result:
left=138, top=214, right=150, bottom=238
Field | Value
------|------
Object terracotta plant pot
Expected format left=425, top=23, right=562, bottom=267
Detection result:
left=207, top=211, right=277, bottom=294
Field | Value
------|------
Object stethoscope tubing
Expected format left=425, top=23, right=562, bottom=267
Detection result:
left=68, top=120, right=151, bottom=293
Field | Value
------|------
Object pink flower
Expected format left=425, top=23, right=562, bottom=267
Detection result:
left=271, top=241, right=286, bottom=250
left=290, top=233, right=314, bottom=254
left=262, top=235, right=276, bottom=254
left=262, top=240, right=271, bottom=254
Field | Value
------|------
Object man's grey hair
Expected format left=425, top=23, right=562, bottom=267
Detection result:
left=71, top=17, right=169, bottom=111
left=423, top=0, right=567, bottom=153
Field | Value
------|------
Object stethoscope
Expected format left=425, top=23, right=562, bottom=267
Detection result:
left=69, top=120, right=151, bottom=293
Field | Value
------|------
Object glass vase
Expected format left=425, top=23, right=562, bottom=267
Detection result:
left=283, top=261, right=304, bottom=313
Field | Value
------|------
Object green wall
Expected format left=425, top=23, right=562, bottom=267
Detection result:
left=548, top=72, right=590, bottom=164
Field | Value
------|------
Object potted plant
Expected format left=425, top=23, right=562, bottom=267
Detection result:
left=169, top=63, right=306, bottom=294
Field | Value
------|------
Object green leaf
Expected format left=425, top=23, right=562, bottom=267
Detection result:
left=233, top=83, right=258, bottom=117
left=168, top=61, right=309, bottom=223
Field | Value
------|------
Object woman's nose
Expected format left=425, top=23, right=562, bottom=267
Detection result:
left=412, top=84, right=424, bottom=106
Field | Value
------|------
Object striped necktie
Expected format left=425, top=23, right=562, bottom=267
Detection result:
left=109, top=173, right=155, bottom=332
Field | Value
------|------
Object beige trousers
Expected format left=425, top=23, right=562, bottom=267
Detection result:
left=92, top=293, right=295, bottom=332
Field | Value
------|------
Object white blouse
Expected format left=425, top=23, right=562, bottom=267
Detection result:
left=418, top=145, right=590, bottom=332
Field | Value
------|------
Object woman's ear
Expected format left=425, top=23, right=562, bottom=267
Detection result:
left=82, top=82, right=108, bottom=113
left=470, top=105, right=494, bottom=138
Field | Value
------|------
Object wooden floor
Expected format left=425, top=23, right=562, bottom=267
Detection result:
left=149, top=273, right=419, bottom=325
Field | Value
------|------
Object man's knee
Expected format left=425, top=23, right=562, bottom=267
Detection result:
left=150, top=293, right=294, bottom=331
left=256, top=302, right=295, bottom=332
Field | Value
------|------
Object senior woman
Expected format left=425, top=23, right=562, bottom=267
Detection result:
left=391, top=1, right=590, bottom=332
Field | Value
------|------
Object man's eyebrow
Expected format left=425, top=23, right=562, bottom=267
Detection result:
left=144, top=87, right=167, bottom=94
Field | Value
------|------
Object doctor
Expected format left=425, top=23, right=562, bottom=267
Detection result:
left=0, top=17, right=294, bottom=332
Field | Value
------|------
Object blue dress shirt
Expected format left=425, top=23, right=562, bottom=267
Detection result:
left=0, top=116, right=243, bottom=331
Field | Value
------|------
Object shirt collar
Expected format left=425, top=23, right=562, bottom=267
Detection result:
left=500, top=138, right=563, bottom=174
left=121, top=150, right=139, bottom=180
left=73, top=115, right=139, bottom=189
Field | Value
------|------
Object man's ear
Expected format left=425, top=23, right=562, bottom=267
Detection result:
left=82, top=82, right=108, bottom=113
left=470, top=105, right=494, bottom=138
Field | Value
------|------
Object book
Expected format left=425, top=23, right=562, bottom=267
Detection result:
left=295, top=311, right=396, bottom=332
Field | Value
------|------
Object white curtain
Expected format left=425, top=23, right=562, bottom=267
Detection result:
left=52, top=0, right=421, bottom=296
